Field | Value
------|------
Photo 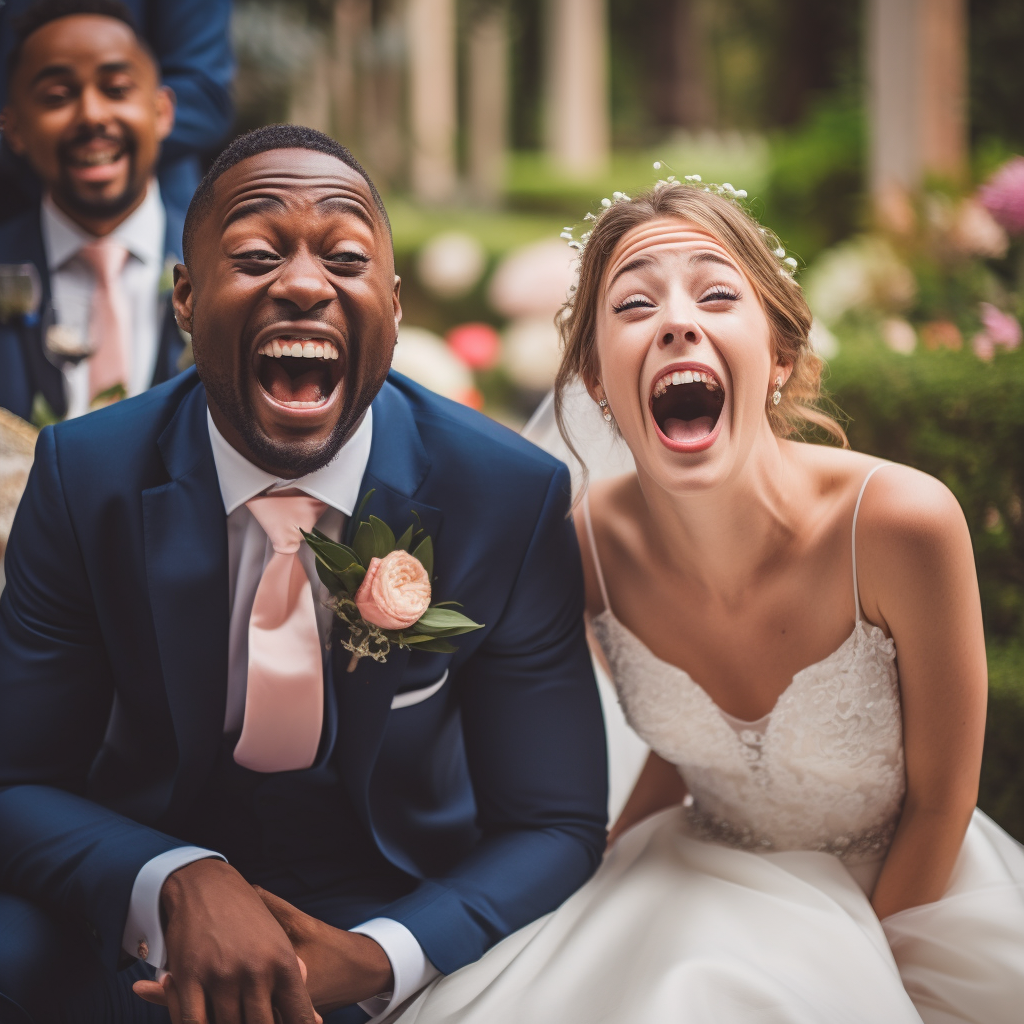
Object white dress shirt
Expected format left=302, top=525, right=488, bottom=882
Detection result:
left=122, top=406, right=440, bottom=1016
left=41, top=181, right=167, bottom=419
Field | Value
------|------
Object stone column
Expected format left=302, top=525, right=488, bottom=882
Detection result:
left=867, top=0, right=967, bottom=221
left=467, top=4, right=509, bottom=204
left=407, top=0, right=458, bottom=203
left=544, top=0, right=610, bottom=178
left=331, top=0, right=372, bottom=147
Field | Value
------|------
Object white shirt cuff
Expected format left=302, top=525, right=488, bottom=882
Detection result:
left=122, top=846, right=226, bottom=969
left=350, top=917, right=441, bottom=1018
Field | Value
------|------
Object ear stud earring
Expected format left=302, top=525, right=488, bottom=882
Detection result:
left=598, top=398, right=612, bottom=422
left=771, top=377, right=782, bottom=406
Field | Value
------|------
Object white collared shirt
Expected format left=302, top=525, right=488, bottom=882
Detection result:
left=41, top=180, right=167, bottom=419
left=122, top=405, right=439, bottom=1015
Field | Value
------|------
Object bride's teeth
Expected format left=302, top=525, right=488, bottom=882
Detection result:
left=672, top=371, right=681, bottom=385
left=682, top=370, right=693, bottom=384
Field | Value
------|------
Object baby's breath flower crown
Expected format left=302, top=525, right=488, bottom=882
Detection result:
left=559, top=163, right=800, bottom=301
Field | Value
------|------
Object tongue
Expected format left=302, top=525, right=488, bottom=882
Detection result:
left=663, top=416, right=714, bottom=443
left=260, top=358, right=329, bottom=404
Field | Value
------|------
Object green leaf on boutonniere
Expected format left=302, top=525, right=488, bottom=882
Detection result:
left=411, top=535, right=434, bottom=579
left=412, top=607, right=482, bottom=635
left=337, top=564, right=367, bottom=593
left=353, top=489, right=375, bottom=525
left=402, top=637, right=458, bottom=654
left=353, top=520, right=376, bottom=567
left=313, top=559, right=347, bottom=594
left=395, top=523, right=415, bottom=552
left=369, top=515, right=395, bottom=558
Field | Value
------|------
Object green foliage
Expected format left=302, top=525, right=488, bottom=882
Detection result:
left=980, top=639, right=1024, bottom=841
left=759, top=95, right=865, bottom=266
left=829, top=342, right=1024, bottom=640
left=828, top=342, right=1024, bottom=841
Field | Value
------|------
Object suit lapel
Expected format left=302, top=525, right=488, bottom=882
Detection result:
left=142, top=381, right=229, bottom=805
left=333, top=380, right=442, bottom=818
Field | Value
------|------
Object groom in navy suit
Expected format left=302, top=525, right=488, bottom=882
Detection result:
left=0, top=125, right=608, bottom=1023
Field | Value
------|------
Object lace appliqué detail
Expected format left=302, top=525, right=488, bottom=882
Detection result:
left=592, top=613, right=906, bottom=865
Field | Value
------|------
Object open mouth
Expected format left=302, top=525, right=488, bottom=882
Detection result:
left=63, top=138, right=130, bottom=182
left=254, top=335, right=344, bottom=410
left=650, top=365, right=725, bottom=450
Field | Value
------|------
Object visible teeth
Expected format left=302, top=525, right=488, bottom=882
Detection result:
left=272, top=340, right=282, bottom=358
left=672, top=371, right=681, bottom=384
left=681, top=370, right=693, bottom=384
left=653, top=369, right=720, bottom=397
left=315, top=344, right=324, bottom=359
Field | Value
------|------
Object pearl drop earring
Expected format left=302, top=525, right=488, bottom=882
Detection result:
left=598, top=398, right=612, bottom=422
left=771, top=377, right=782, bottom=406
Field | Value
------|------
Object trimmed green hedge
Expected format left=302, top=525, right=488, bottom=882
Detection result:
left=828, top=340, right=1024, bottom=839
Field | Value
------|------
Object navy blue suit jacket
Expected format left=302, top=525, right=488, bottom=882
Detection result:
left=0, top=202, right=187, bottom=422
left=0, top=368, right=609, bottom=976
left=0, top=0, right=234, bottom=215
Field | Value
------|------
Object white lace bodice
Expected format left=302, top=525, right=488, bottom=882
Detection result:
left=585, top=465, right=907, bottom=864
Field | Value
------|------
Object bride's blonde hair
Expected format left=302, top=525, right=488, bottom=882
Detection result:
left=554, top=183, right=847, bottom=459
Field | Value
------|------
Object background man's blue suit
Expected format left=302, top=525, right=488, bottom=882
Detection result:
left=0, top=0, right=234, bottom=219
left=0, top=368, right=609, bottom=1021
left=0, top=201, right=187, bottom=421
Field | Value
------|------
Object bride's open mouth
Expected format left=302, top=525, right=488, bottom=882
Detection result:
left=253, top=331, right=346, bottom=414
left=650, top=364, right=726, bottom=452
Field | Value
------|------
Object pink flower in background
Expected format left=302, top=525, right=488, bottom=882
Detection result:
left=972, top=332, right=996, bottom=361
left=920, top=320, right=963, bottom=352
left=354, top=550, right=431, bottom=630
left=979, top=303, right=1022, bottom=350
left=978, top=157, right=1024, bottom=235
left=447, top=322, right=501, bottom=370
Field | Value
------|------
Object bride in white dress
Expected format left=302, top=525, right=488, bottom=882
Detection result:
left=388, top=180, right=1024, bottom=1023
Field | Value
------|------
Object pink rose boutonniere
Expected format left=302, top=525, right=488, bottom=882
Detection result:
left=303, top=490, right=483, bottom=669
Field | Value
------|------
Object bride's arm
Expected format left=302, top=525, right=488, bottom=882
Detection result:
left=858, top=467, right=988, bottom=920
left=608, top=751, right=688, bottom=847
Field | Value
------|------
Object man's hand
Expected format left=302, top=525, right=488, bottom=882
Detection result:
left=132, top=858, right=321, bottom=1023
left=253, top=886, right=395, bottom=1013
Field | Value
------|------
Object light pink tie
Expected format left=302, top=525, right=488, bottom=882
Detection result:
left=79, top=239, right=130, bottom=401
left=234, top=493, right=328, bottom=772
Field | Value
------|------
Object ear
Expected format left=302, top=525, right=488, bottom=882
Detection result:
left=154, top=85, right=175, bottom=144
left=171, top=263, right=193, bottom=333
left=392, top=274, right=402, bottom=334
left=3, top=106, right=26, bottom=155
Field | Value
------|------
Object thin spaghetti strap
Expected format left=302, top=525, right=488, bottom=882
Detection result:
left=851, top=463, right=891, bottom=623
left=581, top=491, right=612, bottom=614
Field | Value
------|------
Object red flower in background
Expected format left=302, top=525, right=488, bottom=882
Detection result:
left=446, top=322, right=502, bottom=370
left=978, top=157, right=1024, bottom=235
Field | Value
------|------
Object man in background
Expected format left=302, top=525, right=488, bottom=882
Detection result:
left=0, top=0, right=190, bottom=423
left=0, top=0, right=232, bottom=220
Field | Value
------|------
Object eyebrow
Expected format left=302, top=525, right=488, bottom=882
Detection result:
left=316, top=194, right=377, bottom=231
left=30, top=60, right=134, bottom=87
left=690, top=251, right=738, bottom=271
left=609, top=254, right=655, bottom=287
left=223, top=195, right=288, bottom=229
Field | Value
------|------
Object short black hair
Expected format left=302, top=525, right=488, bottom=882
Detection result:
left=7, top=0, right=147, bottom=87
left=182, top=124, right=392, bottom=268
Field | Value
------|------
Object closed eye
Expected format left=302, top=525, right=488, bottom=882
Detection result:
left=232, top=249, right=281, bottom=262
left=699, top=286, right=740, bottom=303
left=324, top=251, right=370, bottom=266
left=613, top=294, right=655, bottom=313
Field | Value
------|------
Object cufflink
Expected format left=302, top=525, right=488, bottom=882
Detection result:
left=137, top=939, right=149, bottom=961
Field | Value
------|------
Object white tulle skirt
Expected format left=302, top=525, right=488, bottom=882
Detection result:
left=389, top=807, right=1024, bottom=1024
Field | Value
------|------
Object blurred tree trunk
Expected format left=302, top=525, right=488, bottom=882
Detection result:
left=670, top=0, right=714, bottom=129
left=467, top=3, right=509, bottom=205
left=544, top=0, right=610, bottom=177
left=868, top=0, right=967, bottom=224
left=331, top=0, right=372, bottom=147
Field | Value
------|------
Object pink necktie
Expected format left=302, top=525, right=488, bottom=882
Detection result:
left=234, top=493, right=328, bottom=772
left=79, top=239, right=130, bottom=402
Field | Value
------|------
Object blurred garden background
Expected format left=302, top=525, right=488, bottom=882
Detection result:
left=230, top=0, right=1024, bottom=832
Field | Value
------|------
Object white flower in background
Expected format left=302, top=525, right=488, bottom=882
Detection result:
left=808, top=319, right=839, bottom=359
left=881, top=318, right=917, bottom=355
left=417, top=232, right=487, bottom=300
left=503, top=317, right=562, bottom=392
left=392, top=326, right=479, bottom=406
left=803, top=237, right=916, bottom=326
left=488, top=238, right=577, bottom=319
